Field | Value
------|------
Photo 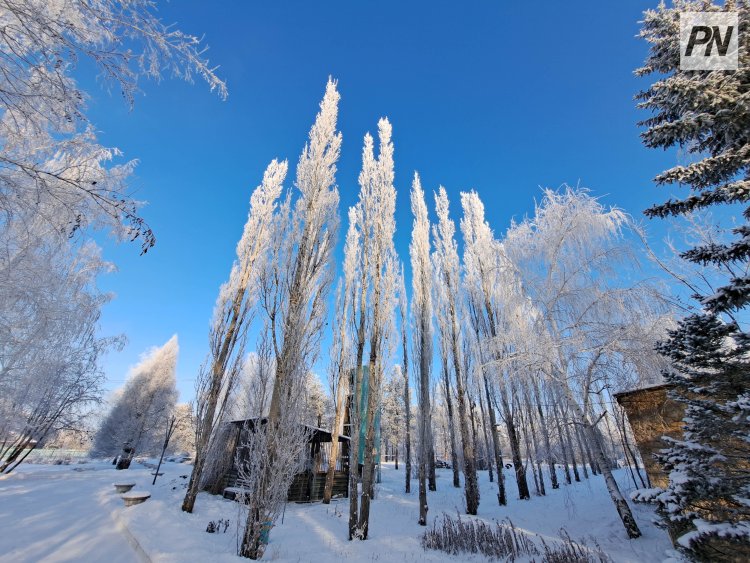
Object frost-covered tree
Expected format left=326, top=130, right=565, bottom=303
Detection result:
left=235, top=331, right=310, bottom=560
left=301, top=372, right=332, bottom=428
left=0, top=0, right=222, bottom=474
left=0, top=218, right=117, bottom=473
left=264, top=79, right=341, bottom=425
left=409, top=172, right=435, bottom=526
left=381, top=366, right=405, bottom=468
left=240, top=79, right=341, bottom=558
left=502, top=187, right=672, bottom=539
left=0, top=0, right=225, bottom=253
left=182, top=159, right=286, bottom=513
left=637, top=2, right=750, bottom=557
left=323, top=277, right=352, bottom=503
left=398, top=267, right=413, bottom=493
left=345, top=202, right=367, bottom=538
left=434, top=282, right=461, bottom=489
left=345, top=118, right=398, bottom=540
left=460, top=190, right=521, bottom=503
left=93, top=335, right=178, bottom=465
left=432, top=186, right=479, bottom=515
left=168, top=403, right=195, bottom=455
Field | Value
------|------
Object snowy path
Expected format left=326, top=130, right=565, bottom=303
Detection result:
left=0, top=464, right=145, bottom=563
left=0, top=461, right=677, bottom=562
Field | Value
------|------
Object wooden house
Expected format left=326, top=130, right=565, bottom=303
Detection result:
left=222, top=417, right=350, bottom=502
left=220, top=366, right=382, bottom=502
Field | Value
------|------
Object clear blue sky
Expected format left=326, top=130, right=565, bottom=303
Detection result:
left=83, top=1, right=678, bottom=401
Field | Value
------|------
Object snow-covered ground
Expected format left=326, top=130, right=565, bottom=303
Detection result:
left=0, top=460, right=680, bottom=562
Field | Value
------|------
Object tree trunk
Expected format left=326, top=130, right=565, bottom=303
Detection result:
left=402, top=305, right=412, bottom=494
left=183, top=272, right=250, bottom=513
left=348, top=359, right=364, bottom=539
left=575, top=424, right=590, bottom=479
left=418, top=440, right=428, bottom=525
left=427, top=434, right=437, bottom=492
left=417, top=314, right=431, bottom=525
left=348, top=253, right=368, bottom=540
left=525, top=391, right=545, bottom=495
left=552, top=398, right=572, bottom=485
left=616, top=405, right=647, bottom=489
left=441, top=356, right=460, bottom=488
left=497, top=384, right=529, bottom=500
left=323, top=361, right=348, bottom=503
left=469, top=400, right=480, bottom=472
left=358, top=346, right=381, bottom=539
left=478, top=386, right=494, bottom=483
left=522, top=415, right=540, bottom=496
left=484, top=375, right=506, bottom=505
left=533, top=381, right=558, bottom=489
left=562, top=409, right=580, bottom=482
left=0, top=434, right=37, bottom=474
left=451, top=347, right=479, bottom=514
left=560, top=385, right=642, bottom=539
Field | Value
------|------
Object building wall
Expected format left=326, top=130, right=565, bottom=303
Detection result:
left=615, top=385, right=684, bottom=489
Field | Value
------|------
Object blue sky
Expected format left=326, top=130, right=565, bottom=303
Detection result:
left=83, top=1, right=678, bottom=401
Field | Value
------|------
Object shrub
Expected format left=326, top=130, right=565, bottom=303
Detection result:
left=421, top=514, right=538, bottom=560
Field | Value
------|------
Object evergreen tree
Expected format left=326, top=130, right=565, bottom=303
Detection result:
left=638, top=1, right=750, bottom=558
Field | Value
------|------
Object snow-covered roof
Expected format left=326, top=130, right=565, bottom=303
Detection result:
left=228, top=417, right=350, bottom=440
left=612, top=382, right=673, bottom=400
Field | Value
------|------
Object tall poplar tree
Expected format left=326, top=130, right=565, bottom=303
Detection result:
left=432, top=187, right=480, bottom=515
left=409, top=173, right=435, bottom=526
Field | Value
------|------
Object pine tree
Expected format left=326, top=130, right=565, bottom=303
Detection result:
left=638, top=2, right=750, bottom=558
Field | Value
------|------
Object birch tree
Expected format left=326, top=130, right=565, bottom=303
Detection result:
left=503, top=187, right=671, bottom=539
left=0, top=0, right=226, bottom=253
left=432, top=186, right=479, bottom=515
left=0, top=218, right=117, bottom=473
left=93, top=335, right=178, bottom=466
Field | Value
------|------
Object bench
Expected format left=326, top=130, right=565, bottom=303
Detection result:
left=223, top=477, right=252, bottom=501
left=121, top=491, right=151, bottom=507
left=114, top=483, right=136, bottom=493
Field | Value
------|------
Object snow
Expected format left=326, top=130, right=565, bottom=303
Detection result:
left=0, top=463, right=141, bottom=562
left=0, top=459, right=677, bottom=562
